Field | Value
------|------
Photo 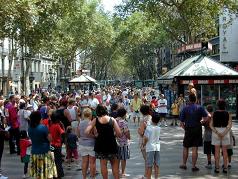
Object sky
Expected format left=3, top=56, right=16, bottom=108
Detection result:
left=101, top=0, right=122, bottom=12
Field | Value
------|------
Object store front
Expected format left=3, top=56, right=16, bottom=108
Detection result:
left=158, top=55, right=238, bottom=117
left=178, top=78, right=238, bottom=116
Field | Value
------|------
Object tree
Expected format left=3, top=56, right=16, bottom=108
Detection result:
left=114, top=11, right=168, bottom=80
left=118, top=0, right=238, bottom=44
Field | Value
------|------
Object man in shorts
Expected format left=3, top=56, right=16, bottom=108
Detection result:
left=179, top=93, right=208, bottom=172
left=130, top=93, right=142, bottom=125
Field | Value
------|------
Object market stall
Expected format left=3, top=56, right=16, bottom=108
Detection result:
left=69, top=74, right=97, bottom=91
left=158, top=55, right=238, bottom=117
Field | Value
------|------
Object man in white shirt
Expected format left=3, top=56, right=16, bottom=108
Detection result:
left=158, top=94, right=168, bottom=127
left=88, top=92, right=99, bottom=117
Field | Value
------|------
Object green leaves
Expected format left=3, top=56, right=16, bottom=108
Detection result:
left=120, top=0, right=238, bottom=44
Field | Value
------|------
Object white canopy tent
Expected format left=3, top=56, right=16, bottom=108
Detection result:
left=69, top=74, right=96, bottom=83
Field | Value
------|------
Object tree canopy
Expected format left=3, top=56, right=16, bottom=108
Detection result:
left=1, top=0, right=237, bottom=86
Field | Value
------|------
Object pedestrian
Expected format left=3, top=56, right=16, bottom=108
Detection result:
left=19, top=131, right=31, bottom=178
left=227, top=129, right=235, bottom=168
left=67, top=98, right=80, bottom=135
left=39, top=97, right=50, bottom=120
left=88, top=92, right=99, bottom=118
left=86, top=104, right=122, bottom=179
left=116, top=108, right=130, bottom=177
left=78, top=108, right=96, bottom=179
left=123, top=96, right=130, bottom=117
left=170, top=99, right=179, bottom=126
left=142, top=113, right=161, bottom=179
left=28, top=111, right=57, bottom=179
left=203, top=105, right=214, bottom=169
left=110, top=103, right=119, bottom=118
left=18, top=103, right=28, bottom=133
left=210, top=99, right=232, bottom=173
left=49, top=111, right=65, bottom=178
left=188, top=82, right=197, bottom=96
left=150, top=96, right=158, bottom=111
left=131, top=93, right=142, bottom=126
left=178, top=94, right=186, bottom=113
left=66, top=126, right=80, bottom=170
left=5, top=95, right=20, bottom=155
left=179, top=93, right=208, bottom=172
left=0, top=109, right=7, bottom=175
left=158, top=94, right=168, bottom=127
left=138, top=105, right=152, bottom=178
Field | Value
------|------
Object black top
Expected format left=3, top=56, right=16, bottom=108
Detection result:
left=213, top=110, right=229, bottom=127
left=56, top=108, right=71, bottom=129
left=94, top=117, right=118, bottom=154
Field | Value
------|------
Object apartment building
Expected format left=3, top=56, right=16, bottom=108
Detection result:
left=0, top=38, right=57, bottom=95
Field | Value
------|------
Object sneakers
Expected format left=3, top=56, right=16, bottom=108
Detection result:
left=76, top=166, right=82, bottom=171
left=179, top=165, right=187, bottom=170
left=192, top=167, right=199, bottom=172
left=205, top=164, right=212, bottom=169
left=22, top=174, right=27, bottom=178
left=214, top=167, right=219, bottom=173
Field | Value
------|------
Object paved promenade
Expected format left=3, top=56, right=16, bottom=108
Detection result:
left=1, top=120, right=238, bottom=179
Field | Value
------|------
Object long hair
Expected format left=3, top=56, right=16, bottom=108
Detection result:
left=29, top=111, right=41, bottom=128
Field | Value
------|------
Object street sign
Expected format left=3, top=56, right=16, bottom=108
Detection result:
left=12, top=61, right=21, bottom=81
left=13, top=61, right=21, bottom=74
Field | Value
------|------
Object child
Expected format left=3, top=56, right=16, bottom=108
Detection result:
left=116, top=108, right=130, bottom=177
left=227, top=129, right=235, bottom=168
left=66, top=126, right=79, bottom=169
left=49, top=111, right=65, bottom=178
left=19, top=131, right=31, bottom=179
left=203, top=105, right=214, bottom=169
left=143, top=113, right=161, bottom=179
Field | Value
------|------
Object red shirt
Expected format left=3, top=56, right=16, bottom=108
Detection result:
left=20, top=139, right=32, bottom=157
left=49, top=123, right=65, bottom=147
left=151, top=99, right=158, bottom=108
left=41, top=118, right=50, bottom=129
left=6, top=103, right=19, bottom=129
left=96, top=95, right=102, bottom=104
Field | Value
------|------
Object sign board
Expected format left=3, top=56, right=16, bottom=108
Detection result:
left=177, top=42, right=212, bottom=54
left=13, top=61, right=21, bottom=75
left=180, top=79, right=238, bottom=85
left=12, top=73, right=20, bottom=81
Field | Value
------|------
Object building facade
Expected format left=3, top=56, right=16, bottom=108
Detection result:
left=158, top=10, right=238, bottom=76
left=0, top=38, right=58, bottom=95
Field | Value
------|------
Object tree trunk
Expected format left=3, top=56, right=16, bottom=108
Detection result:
left=7, top=37, right=15, bottom=94
left=25, top=60, right=31, bottom=95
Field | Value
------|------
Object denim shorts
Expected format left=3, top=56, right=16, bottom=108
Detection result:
left=146, top=151, right=160, bottom=167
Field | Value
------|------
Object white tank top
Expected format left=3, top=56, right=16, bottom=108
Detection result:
left=67, top=106, right=77, bottom=121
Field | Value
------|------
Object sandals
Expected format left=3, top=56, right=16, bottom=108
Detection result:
left=179, top=165, right=187, bottom=170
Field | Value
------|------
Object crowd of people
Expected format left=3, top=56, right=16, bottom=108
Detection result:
left=0, top=85, right=236, bottom=179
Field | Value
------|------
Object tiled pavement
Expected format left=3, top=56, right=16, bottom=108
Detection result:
left=1, top=119, right=238, bottom=179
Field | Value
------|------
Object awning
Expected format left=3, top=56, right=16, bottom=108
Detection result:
left=158, top=55, right=238, bottom=84
left=69, top=74, right=96, bottom=83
